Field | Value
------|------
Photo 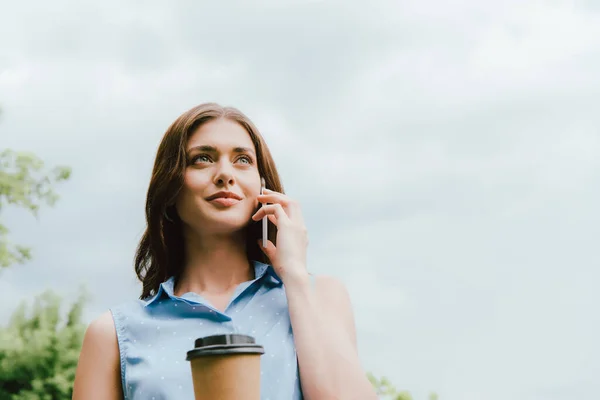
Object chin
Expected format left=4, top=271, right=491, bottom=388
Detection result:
left=211, top=215, right=252, bottom=234
left=185, top=212, right=253, bottom=235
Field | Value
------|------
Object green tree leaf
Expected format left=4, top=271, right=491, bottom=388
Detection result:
left=0, top=148, right=71, bottom=268
left=368, top=372, right=438, bottom=400
left=0, top=290, right=88, bottom=400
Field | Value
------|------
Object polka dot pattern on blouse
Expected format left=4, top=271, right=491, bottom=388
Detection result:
left=110, top=260, right=303, bottom=400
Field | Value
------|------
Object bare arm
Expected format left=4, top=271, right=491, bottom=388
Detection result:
left=285, top=272, right=377, bottom=400
left=72, top=310, right=123, bottom=400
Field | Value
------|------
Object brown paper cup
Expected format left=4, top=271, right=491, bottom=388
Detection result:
left=186, top=334, right=264, bottom=400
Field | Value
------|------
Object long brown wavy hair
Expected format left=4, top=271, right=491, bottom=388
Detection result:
left=134, top=103, right=283, bottom=299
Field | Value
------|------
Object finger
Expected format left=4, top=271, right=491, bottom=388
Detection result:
left=252, top=203, right=289, bottom=222
left=257, top=194, right=293, bottom=212
left=252, top=205, right=278, bottom=225
left=258, top=192, right=299, bottom=219
left=288, top=201, right=304, bottom=223
left=257, top=191, right=289, bottom=203
left=257, top=239, right=276, bottom=259
left=254, top=214, right=277, bottom=226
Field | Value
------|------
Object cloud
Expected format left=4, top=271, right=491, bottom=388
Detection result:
left=1, top=0, right=599, bottom=399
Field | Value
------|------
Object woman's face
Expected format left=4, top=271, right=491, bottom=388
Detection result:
left=175, top=118, right=261, bottom=235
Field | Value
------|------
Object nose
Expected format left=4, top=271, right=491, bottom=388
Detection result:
left=213, top=161, right=235, bottom=186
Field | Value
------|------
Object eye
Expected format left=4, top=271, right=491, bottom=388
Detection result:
left=237, top=155, right=253, bottom=164
left=192, top=154, right=212, bottom=164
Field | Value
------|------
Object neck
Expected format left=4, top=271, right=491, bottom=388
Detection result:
left=175, top=228, right=254, bottom=297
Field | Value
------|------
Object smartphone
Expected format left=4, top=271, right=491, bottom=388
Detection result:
left=260, top=177, right=267, bottom=248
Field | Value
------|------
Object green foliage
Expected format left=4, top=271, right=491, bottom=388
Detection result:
left=0, top=289, right=88, bottom=400
left=368, top=372, right=400, bottom=398
left=0, top=148, right=71, bottom=268
left=368, top=372, right=439, bottom=400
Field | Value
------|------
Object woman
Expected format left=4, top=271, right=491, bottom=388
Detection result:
left=73, top=103, right=377, bottom=399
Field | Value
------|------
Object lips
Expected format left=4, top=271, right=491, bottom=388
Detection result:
left=205, top=191, right=243, bottom=201
left=209, top=197, right=240, bottom=207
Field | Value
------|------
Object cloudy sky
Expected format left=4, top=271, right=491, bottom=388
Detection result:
left=1, top=0, right=599, bottom=399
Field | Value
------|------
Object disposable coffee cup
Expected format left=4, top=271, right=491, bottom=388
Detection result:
left=186, top=334, right=265, bottom=400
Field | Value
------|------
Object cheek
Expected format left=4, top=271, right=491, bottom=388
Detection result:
left=177, top=172, right=209, bottom=208
left=241, top=186, right=260, bottom=213
left=247, top=185, right=261, bottom=202
left=183, top=171, right=209, bottom=191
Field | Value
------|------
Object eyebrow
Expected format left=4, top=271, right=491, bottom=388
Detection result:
left=187, top=145, right=256, bottom=156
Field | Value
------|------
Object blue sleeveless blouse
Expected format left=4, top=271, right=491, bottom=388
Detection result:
left=110, top=261, right=303, bottom=399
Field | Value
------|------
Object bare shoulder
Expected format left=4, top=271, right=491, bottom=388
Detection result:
left=73, top=310, right=123, bottom=400
left=80, top=310, right=120, bottom=355
left=86, top=310, right=118, bottom=340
